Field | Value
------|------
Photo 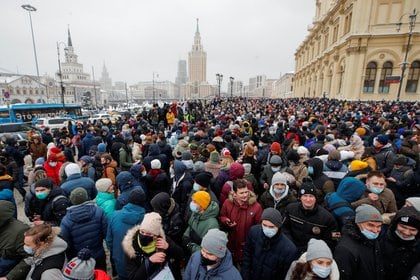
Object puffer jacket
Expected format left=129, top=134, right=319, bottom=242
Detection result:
left=119, top=146, right=133, bottom=172
left=116, top=171, right=145, bottom=210
left=106, top=203, right=145, bottom=280
left=95, top=191, right=116, bottom=218
left=42, top=161, right=62, bottom=187
left=60, top=173, right=97, bottom=200
left=0, top=201, right=30, bottom=280
left=60, top=201, right=108, bottom=259
left=220, top=191, right=263, bottom=263
left=242, top=225, right=297, bottom=280
left=183, top=201, right=220, bottom=253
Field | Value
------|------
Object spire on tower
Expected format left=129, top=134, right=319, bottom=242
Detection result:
left=67, top=26, right=73, bottom=47
left=196, top=18, right=200, bottom=34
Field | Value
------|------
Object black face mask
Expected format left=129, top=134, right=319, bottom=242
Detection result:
left=138, top=233, right=154, bottom=246
left=200, top=254, right=218, bottom=266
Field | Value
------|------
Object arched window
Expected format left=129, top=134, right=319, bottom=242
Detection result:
left=363, top=62, right=377, bottom=93
left=406, top=61, right=420, bottom=93
left=379, top=61, right=393, bottom=93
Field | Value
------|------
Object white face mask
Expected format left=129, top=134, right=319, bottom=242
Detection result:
left=49, top=161, right=57, bottom=167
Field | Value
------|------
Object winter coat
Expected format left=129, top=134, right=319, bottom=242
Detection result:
left=119, top=147, right=133, bottom=172
left=82, top=132, right=95, bottom=156
left=334, top=221, right=384, bottom=280
left=351, top=187, right=397, bottom=214
left=214, top=168, right=230, bottom=199
left=184, top=250, right=242, bottom=280
left=283, top=202, right=338, bottom=253
left=172, top=161, right=194, bottom=216
left=219, top=163, right=249, bottom=205
left=289, top=162, right=308, bottom=188
left=29, top=141, right=47, bottom=162
left=259, top=185, right=296, bottom=215
left=220, top=192, right=263, bottom=263
left=242, top=225, right=297, bottom=280
left=255, top=145, right=270, bottom=171
left=285, top=251, right=340, bottom=280
left=106, top=203, right=145, bottom=280
left=307, top=158, right=335, bottom=203
left=145, top=169, right=171, bottom=199
left=6, top=145, right=24, bottom=167
left=96, top=192, right=116, bottom=219
left=60, top=201, right=108, bottom=260
left=0, top=201, right=30, bottom=280
left=42, top=162, right=62, bottom=187
left=204, top=161, right=222, bottom=178
left=143, top=144, right=169, bottom=173
left=60, top=173, right=97, bottom=200
left=183, top=201, right=220, bottom=253
left=374, top=144, right=396, bottom=177
left=26, top=187, right=70, bottom=226
left=123, top=226, right=184, bottom=280
left=24, top=236, right=67, bottom=280
left=323, top=160, right=348, bottom=187
left=400, top=138, right=419, bottom=163
left=157, top=140, right=173, bottom=164
left=102, top=160, right=118, bottom=185
left=116, top=171, right=145, bottom=210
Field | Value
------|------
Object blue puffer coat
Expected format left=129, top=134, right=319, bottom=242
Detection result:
left=60, top=201, right=107, bottom=259
left=241, top=225, right=297, bottom=280
left=106, top=203, right=145, bottom=280
left=184, top=249, right=242, bottom=280
left=115, top=171, right=145, bottom=210
left=60, top=173, right=97, bottom=200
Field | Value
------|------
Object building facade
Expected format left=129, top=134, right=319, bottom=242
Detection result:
left=0, top=74, right=49, bottom=104
left=175, top=60, right=188, bottom=99
left=272, top=72, right=294, bottom=98
left=294, top=0, right=420, bottom=101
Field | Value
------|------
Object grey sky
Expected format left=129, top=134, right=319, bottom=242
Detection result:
left=2, top=0, right=314, bottom=88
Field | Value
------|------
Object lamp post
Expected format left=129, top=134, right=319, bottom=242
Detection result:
left=396, top=8, right=417, bottom=102
left=229, top=77, right=234, bottom=98
left=56, top=42, right=66, bottom=108
left=21, top=4, right=40, bottom=81
left=216, top=73, right=223, bottom=98
left=152, top=72, right=158, bottom=104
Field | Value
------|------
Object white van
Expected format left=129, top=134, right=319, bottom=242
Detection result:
left=35, top=117, right=74, bottom=130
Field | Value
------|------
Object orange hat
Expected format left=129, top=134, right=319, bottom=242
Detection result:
left=270, top=142, right=281, bottom=154
left=349, top=160, right=368, bottom=171
left=355, top=127, right=366, bottom=136
left=192, top=191, right=211, bottom=210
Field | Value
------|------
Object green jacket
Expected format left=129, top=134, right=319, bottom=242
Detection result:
left=183, top=201, right=220, bottom=253
left=0, top=201, right=30, bottom=280
left=119, top=147, right=133, bottom=171
left=96, top=192, right=116, bottom=219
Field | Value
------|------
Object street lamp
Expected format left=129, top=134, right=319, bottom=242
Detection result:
left=229, top=77, right=234, bottom=98
left=56, top=42, right=66, bottom=108
left=216, top=73, right=223, bottom=98
left=396, top=8, right=417, bottom=102
left=21, top=4, right=40, bottom=81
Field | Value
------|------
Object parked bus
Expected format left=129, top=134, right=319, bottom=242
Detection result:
left=0, top=103, right=82, bottom=123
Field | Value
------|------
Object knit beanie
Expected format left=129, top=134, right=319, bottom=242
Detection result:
left=299, top=177, right=317, bottom=197
left=328, top=150, right=341, bottom=161
left=79, top=156, right=93, bottom=164
left=406, top=197, right=420, bottom=212
left=270, top=142, right=281, bottom=154
left=63, top=248, right=95, bottom=280
left=271, top=172, right=288, bottom=187
left=209, top=151, right=220, bottom=163
left=151, top=159, right=161, bottom=170
left=355, top=204, right=383, bottom=223
left=192, top=191, right=211, bottom=210
left=261, top=207, right=283, bottom=228
left=70, top=187, right=89, bottom=205
left=394, top=154, right=407, bottom=166
left=35, top=157, right=45, bottom=166
left=306, top=238, right=332, bottom=261
left=139, top=212, right=164, bottom=236
left=297, top=146, right=309, bottom=156
left=193, top=161, right=205, bottom=173
left=95, top=178, right=112, bottom=193
left=269, top=155, right=282, bottom=166
left=151, top=192, right=174, bottom=215
left=182, top=151, right=192, bottom=161
left=355, top=127, right=366, bottom=136
left=195, top=172, right=213, bottom=189
left=394, top=207, right=420, bottom=230
left=34, top=178, right=54, bottom=189
left=376, top=134, right=389, bottom=145
left=286, top=150, right=300, bottom=162
left=221, top=148, right=231, bottom=157
left=349, top=160, right=368, bottom=171
left=128, top=188, right=146, bottom=206
left=98, top=143, right=106, bottom=153
left=65, top=163, right=81, bottom=177
left=201, top=229, right=228, bottom=258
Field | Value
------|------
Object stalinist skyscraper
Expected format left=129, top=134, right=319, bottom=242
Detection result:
left=182, top=19, right=214, bottom=99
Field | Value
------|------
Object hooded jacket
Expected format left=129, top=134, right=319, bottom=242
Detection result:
left=184, top=250, right=242, bottom=280
left=29, top=135, right=47, bottom=161
left=374, top=143, right=396, bottom=177
left=142, top=144, right=169, bottom=173
left=60, top=201, right=108, bottom=260
left=259, top=184, right=297, bottom=215
left=285, top=251, right=340, bottom=280
left=24, top=236, right=67, bottom=280
left=116, top=171, right=145, bottom=210
left=96, top=191, right=116, bottom=218
left=60, top=173, right=97, bottom=200
left=42, top=161, right=63, bottom=187
left=172, top=160, right=194, bottom=216
left=102, top=160, right=118, bottom=186
left=220, top=191, right=263, bottom=263
left=106, top=203, right=145, bottom=280
left=0, top=201, right=30, bottom=280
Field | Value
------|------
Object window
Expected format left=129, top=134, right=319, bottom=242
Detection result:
left=406, top=61, right=420, bottom=93
left=363, top=62, right=377, bottom=93
left=344, top=12, right=352, bottom=34
left=379, top=61, right=393, bottom=93
left=333, top=24, right=339, bottom=43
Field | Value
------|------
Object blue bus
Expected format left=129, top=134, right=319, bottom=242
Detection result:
left=0, top=103, right=82, bottom=123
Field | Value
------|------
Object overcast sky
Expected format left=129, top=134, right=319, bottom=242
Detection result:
left=2, top=0, right=314, bottom=89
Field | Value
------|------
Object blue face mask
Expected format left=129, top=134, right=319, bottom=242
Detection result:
left=189, top=202, right=199, bottom=213
left=361, top=228, right=379, bottom=240
left=193, top=183, right=200, bottom=192
left=262, top=225, right=278, bottom=238
left=273, top=188, right=286, bottom=195
left=369, top=186, right=383, bottom=195
left=24, top=245, right=34, bottom=255
left=271, top=167, right=280, bottom=172
left=312, top=264, right=331, bottom=278
left=307, top=166, right=314, bottom=175
left=35, top=192, right=48, bottom=200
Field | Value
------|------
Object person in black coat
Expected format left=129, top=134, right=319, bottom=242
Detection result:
left=334, top=204, right=385, bottom=280
left=242, top=208, right=297, bottom=280
left=380, top=206, right=420, bottom=280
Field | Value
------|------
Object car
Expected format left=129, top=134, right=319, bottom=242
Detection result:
left=88, top=113, right=111, bottom=123
left=35, top=117, right=75, bottom=131
left=0, top=122, right=41, bottom=139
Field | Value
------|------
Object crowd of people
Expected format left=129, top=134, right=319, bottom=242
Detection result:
left=0, top=97, right=419, bottom=280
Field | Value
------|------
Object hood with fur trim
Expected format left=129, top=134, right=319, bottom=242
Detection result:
left=122, top=224, right=166, bottom=259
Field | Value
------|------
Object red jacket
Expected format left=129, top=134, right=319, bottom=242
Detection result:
left=220, top=191, right=262, bottom=263
left=43, top=161, right=63, bottom=187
